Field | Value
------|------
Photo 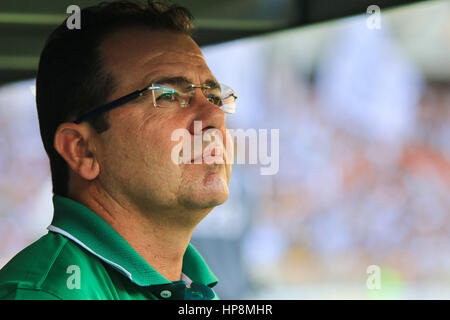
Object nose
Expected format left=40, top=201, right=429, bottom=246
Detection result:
left=187, top=88, right=227, bottom=135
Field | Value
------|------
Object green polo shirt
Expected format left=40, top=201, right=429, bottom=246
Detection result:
left=0, top=195, right=219, bottom=300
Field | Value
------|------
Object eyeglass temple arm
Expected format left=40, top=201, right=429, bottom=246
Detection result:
left=74, top=87, right=154, bottom=124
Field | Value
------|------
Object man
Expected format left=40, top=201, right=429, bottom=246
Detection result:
left=0, top=0, right=236, bottom=300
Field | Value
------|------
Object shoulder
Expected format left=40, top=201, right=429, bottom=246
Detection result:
left=0, top=232, right=117, bottom=300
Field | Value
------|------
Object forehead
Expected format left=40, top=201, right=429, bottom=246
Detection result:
left=99, top=28, right=214, bottom=88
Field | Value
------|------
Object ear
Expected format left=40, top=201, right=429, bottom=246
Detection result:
left=54, top=122, right=100, bottom=181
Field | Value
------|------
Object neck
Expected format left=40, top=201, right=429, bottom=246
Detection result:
left=70, top=183, right=210, bottom=282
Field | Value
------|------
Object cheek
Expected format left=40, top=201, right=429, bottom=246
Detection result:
left=139, top=111, right=194, bottom=162
left=106, top=110, right=190, bottom=180
left=136, top=117, right=192, bottom=185
left=99, top=126, right=181, bottom=200
left=140, top=126, right=180, bottom=166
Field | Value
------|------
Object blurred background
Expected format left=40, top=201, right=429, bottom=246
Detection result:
left=1, top=0, right=449, bottom=299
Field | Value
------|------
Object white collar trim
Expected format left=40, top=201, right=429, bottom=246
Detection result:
left=49, top=224, right=194, bottom=288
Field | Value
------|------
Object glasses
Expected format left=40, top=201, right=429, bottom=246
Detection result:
left=74, top=82, right=237, bottom=124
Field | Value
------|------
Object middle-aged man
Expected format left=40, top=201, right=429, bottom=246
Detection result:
left=0, top=0, right=237, bottom=300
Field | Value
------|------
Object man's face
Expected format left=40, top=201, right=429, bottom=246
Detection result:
left=95, top=28, right=232, bottom=216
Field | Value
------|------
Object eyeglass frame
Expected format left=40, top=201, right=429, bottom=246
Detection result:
left=73, top=82, right=237, bottom=124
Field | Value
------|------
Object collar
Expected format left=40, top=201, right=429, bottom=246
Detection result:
left=48, top=195, right=218, bottom=290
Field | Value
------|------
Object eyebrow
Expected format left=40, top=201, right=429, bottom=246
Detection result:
left=149, top=76, right=220, bottom=89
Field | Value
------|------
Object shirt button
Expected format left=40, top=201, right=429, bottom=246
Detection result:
left=160, top=290, right=172, bottom=299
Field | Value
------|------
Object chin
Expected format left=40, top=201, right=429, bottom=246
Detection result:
left=180, top=174, right=230, bottom=210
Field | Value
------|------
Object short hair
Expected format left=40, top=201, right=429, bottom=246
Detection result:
left=36, top=0, right=194, bottom=196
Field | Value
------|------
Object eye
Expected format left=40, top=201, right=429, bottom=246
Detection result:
left=207, top=95, right=221, bottom=106
left=156, top=92, right=178, bottom=102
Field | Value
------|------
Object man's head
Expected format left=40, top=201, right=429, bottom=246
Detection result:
left=36, top=1, right=232, bottom=218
